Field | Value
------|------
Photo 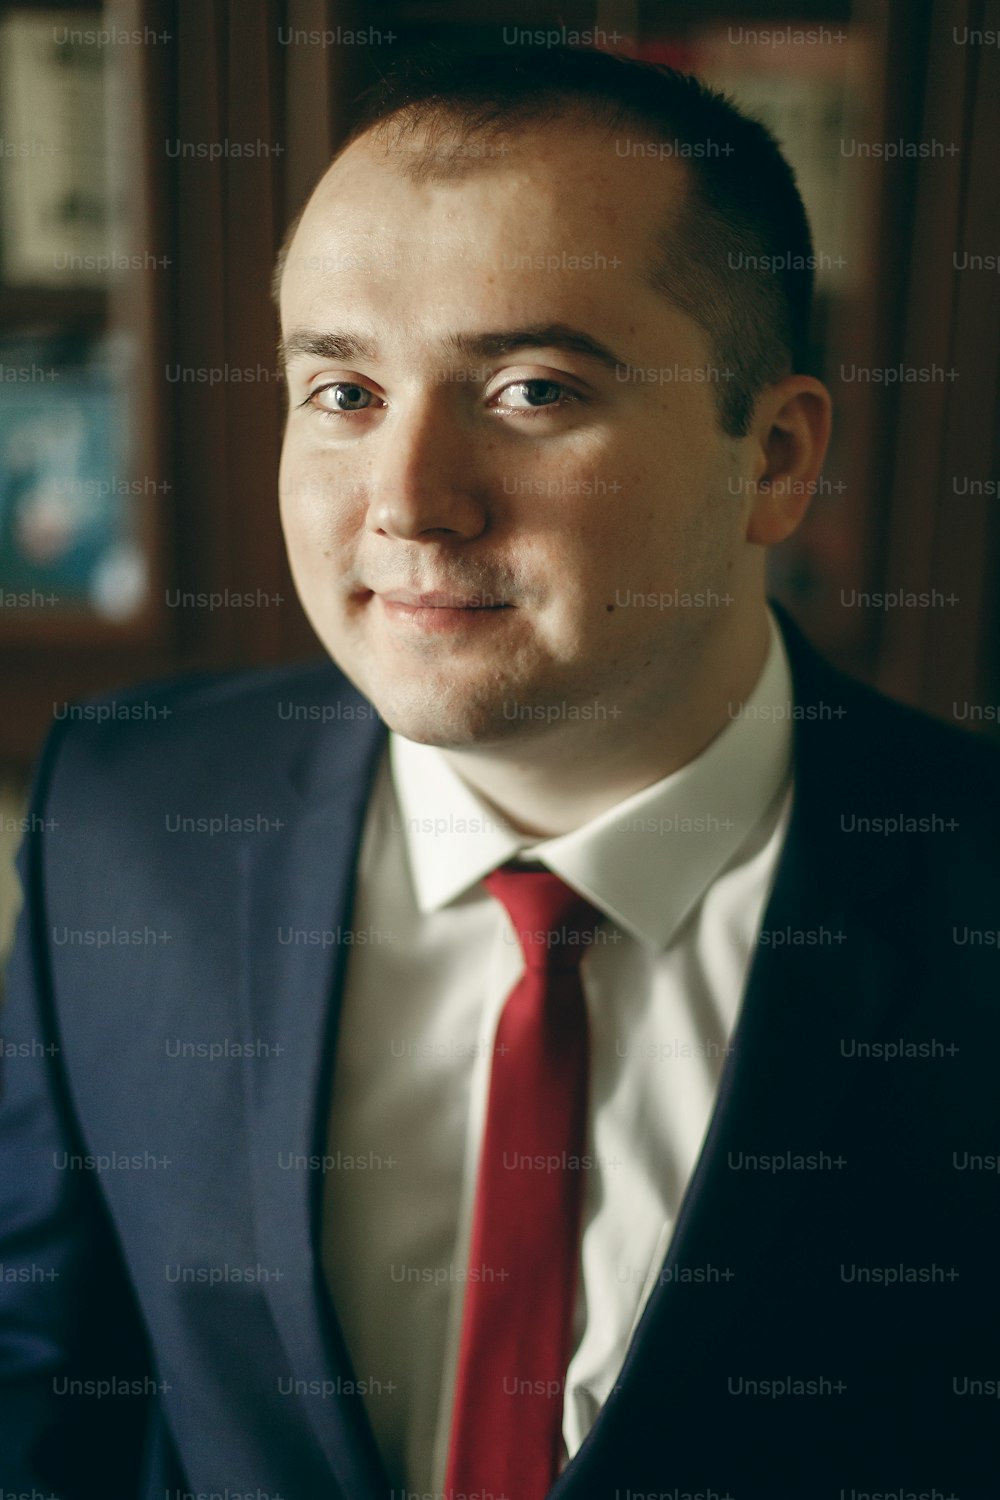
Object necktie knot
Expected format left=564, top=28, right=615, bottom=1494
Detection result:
left=483, top=865, right=604, bottom=972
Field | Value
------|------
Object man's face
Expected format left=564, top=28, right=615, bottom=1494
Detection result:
left=278, top=115, right=754, bottom=748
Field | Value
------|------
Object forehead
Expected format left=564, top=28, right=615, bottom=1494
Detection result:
left=280, top=114, right=689, bottom=315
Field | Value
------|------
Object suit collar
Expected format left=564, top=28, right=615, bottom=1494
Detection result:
left=767, top=597, right=914, bottom=903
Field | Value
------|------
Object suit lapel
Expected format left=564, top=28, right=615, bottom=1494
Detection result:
left=669, top=602, right=919, bottom=1238
left=239, top=697, right=390, bottom=1497
left=551, top=605, right=921, bottom=1492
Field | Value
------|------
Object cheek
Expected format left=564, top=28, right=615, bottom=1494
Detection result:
left=579, top=461, right=664, bottom=565
left=279, top=450, right=357, bottom=555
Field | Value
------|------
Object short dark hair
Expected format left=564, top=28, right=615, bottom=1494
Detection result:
left=276, top=46, right=816, bottom=437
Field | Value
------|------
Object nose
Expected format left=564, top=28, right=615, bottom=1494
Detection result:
left=365, top=393, right=489, bottom=542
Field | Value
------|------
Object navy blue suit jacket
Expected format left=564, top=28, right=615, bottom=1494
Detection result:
left=2, top=602, right=999, bottom=1498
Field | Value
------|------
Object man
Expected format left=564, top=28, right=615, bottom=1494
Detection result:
left=2, top=46, right=998, bottom=1500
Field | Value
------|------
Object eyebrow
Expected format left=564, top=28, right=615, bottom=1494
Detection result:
left=277, top=322, right=628, bottom=376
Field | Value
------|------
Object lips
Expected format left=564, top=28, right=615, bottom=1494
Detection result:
left=377, top=589, right=510, bottom=609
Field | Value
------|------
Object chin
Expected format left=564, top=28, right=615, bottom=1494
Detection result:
left=373, top=709, right=510, bottom=750
left=362, top=683, right=527, bottom=750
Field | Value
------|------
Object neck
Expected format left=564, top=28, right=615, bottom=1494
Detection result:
left=440, top=607, right=774, bottom=839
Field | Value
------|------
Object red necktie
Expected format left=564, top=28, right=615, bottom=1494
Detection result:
left=444, top=864, right=603, bottom=1500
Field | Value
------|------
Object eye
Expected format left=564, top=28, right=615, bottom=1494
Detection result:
left=490, top=379, right=579, bottom=415
left=304, top=382, right=380, bottom=417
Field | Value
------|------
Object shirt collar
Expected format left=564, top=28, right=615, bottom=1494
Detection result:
left=389, top=606, right=794, bottom=950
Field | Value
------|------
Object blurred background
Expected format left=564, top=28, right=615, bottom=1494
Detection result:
left=1, top=0, right=999, bottom=968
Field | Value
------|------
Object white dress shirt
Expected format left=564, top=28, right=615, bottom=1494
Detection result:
left=321, top=607, right=795, bottom=1493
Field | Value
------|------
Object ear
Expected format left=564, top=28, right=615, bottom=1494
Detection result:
left=744, top=375, right=833, bottom=546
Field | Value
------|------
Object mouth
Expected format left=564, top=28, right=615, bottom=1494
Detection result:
left=366, top=588, right=516, bottom=634
left=377, top=589, right=513, bottom=610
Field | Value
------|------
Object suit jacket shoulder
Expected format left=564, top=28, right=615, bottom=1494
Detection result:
left=40, top=654, right=385, bottom=826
